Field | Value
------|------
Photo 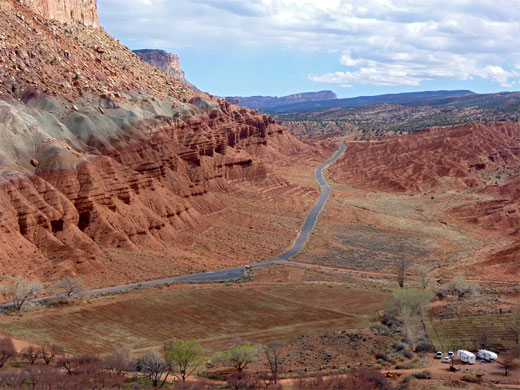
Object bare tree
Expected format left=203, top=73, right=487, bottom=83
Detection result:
left=264, top=343, right=283, bottom=385
left=396, top=258, right=409, bottom=288
left=20, top=345, right=42, bottom=365
left=0, top=278, right=43, bottom=310
left=104, top=345, right=134, bottom=382
left=497, top=354, right=519, bottom=376
left=393, top=288, right=435, bottom=350
left=418, top=266, right=433, bottom=289
left=138, top=350, right=172, bottom=388
left=0, top=337, right=16, bottom=369
left=41, top=344, right=64, bottom=365
left=164, top=339, right=204, bottom=383
left=52, top=276, right=86, bottom=301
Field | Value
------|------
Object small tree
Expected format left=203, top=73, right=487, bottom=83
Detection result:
left=104, top=345, right=134, bottom=382
left=497, top=354, right=519, bottom=376
left=442, top=276, right=478, bottom=299
left=138, top=350, right=171, bottom=388
left=0, top=337, right=16, bottom=368
left=0, top=278, right=43, bottom=310
left=418, top=266, right=433, bottom=289
left=21, top=346, right=42, bottom=365
left=393, top=288, right=435, bottom=349
left=164, top=339, right=204, bottom=383
left=41, top=344, right=63, bottom=365
left=396, top=258, right=409, bottom=288
left=264, top=343, right=283, bottom=384
left=214, top=343, right=261, bottom=373
left=52, top=276, right=86, bottom=301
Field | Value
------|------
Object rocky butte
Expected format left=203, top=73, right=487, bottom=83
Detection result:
left=134, top=49, right=199, bottom=91
left=0, top=0, right=320, bottom=286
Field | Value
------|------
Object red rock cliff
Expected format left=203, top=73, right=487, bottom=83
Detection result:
left=134, top=50, right=185, bottom=81
left=18, top=0, right=99, bottom=27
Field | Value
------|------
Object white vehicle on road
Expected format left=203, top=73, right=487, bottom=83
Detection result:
left=457, top=350, right=476, bottom=365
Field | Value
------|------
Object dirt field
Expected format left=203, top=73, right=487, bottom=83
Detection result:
left=295, top=180, right=504, bottom=282
left=0, top=283, right=390, bottom=355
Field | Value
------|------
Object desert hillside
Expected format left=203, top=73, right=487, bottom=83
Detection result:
left=328, top=122, right=520, bottom=278
left=0, top=0, right=326, bottom=286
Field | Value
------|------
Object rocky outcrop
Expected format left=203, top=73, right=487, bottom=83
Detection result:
left=134, top=50, right=185, bottom=81
left=227, top=91, right=338, bottom=110
left=134, top=49, right=199, bottom=92
left=18, top=0, right=99, bottom=27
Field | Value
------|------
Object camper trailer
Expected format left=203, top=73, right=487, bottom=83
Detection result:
left=477, top=350, right=498, bottom=362
left=457, top=350, right=476, bottom=365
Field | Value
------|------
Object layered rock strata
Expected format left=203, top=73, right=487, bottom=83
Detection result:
left=0, top=0, right=312, bottom=284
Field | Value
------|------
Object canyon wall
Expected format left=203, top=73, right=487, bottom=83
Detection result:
left=19, top=0, right=99, bottom=27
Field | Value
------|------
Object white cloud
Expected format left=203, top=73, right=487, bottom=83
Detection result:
left=99, top=0, right=520, bottom=88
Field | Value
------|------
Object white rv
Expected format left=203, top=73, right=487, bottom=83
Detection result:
left=477, top=350, right=498, bottom=361
left=457, top=350, right=476, bottom=365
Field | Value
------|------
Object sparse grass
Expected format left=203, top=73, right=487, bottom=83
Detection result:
left=0, top=284, right=389, bottom=356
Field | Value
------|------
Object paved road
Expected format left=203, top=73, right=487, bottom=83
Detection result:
left=0, top=143, right=345, bottom=308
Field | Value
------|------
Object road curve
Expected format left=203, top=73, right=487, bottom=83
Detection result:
left=0, top=143, right=345, bottom=308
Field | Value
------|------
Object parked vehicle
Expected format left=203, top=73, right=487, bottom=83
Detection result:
left=443, top=356, right=452, bottom=363
left=447, top=351, right=455, bottom=358
left=457, top=350, right=476, bottom=365
left=477, top=350, right=498, bottom=362
left=435, top=351, right=443, bottom=359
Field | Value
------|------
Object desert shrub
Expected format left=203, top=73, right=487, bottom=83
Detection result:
left=381, top=309, right=401, bottom=329
left=392, top=343, right=406, bottom=352
left=371, top=324, right=390, bottom=336
left=395, top=361, right=416, bottom=369
left=401, top=350, right=414, bottom=359
left=412, top=370, right=432, bottom=379
left=375, top=353, right=390, bottom=362
left=461, top=374, right=479, bottom=383
left=441, top=276, right=479, bottom=299
left=415, top=340, right=435, bottom=353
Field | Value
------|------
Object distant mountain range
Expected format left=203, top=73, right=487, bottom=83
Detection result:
left=275, top=91, right=520, bottom=138
left=264, top=90, right=476, bottom=113
left=226, top=90, right=337, bottom=110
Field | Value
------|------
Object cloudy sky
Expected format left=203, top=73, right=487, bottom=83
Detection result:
left=99, top=0, right=520, bottom=98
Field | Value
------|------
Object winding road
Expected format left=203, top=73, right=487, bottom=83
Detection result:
left=0, top=143, right=345, bottom=308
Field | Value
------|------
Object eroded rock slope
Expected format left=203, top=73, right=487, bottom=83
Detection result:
left=0, top=0, right=315, bottom=284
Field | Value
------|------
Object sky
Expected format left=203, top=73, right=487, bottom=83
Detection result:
left=98, top=0, right=520, bottom=98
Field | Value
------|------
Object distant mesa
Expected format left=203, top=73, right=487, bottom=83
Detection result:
left=134, top=49, right=200, bottom=92
left=226, top=90, right=338, bottom=110
left=264, top=90, right=476, bottom=113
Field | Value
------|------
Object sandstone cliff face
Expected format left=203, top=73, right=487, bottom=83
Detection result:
left=134, top=50, right=185, bottom=81
left=134, top=49, right=200, bottom=92
left=18, top=0, right=99, bottom=27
